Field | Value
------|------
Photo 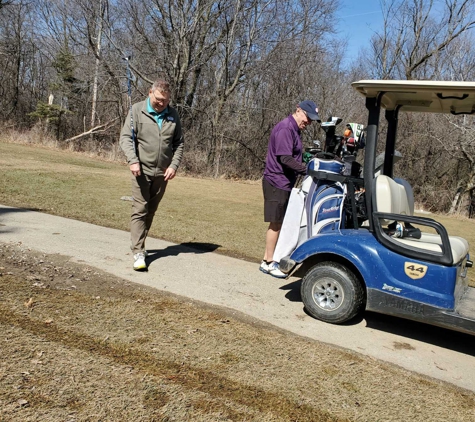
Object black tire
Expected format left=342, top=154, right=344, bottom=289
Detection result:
left=301, top=262, right=365, bottom=324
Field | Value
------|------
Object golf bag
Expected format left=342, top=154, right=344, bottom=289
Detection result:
left=273, top=117, right=367, bottom=263
left=273, top=157, right=351, bottom=262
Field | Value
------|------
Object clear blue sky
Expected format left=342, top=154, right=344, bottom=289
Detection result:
left=338, top=0, right=384, bottom=64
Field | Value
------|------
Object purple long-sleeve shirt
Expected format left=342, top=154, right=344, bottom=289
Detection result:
left=263, top=115, right=304, bottom=191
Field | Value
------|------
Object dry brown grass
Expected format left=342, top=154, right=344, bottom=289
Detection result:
left=0, top=123, right=125, bottom=162
left=0, top=140, right=266, bottom=261
left=1, top=243, right=474, bottom=422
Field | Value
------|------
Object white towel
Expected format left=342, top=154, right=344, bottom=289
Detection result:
left=273, top=188, right=306, bottom=262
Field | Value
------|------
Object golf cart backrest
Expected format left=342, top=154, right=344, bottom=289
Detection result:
left=374, top=175, right=469, bottom=265
left=375, top=176, right=411, bottom=223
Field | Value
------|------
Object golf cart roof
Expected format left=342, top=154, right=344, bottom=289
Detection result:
left=352, top=80, right=475, bottom=115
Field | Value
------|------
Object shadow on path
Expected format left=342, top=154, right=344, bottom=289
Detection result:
left=0, top=206, right=42, bottom=215
left=279, top=278, right=475, bottom=357
left=0, top=206, right=43, bottom=234
left=280, top=279, right=302, bottom=302
left=364, top=311, right=475, bottom=357
left=146, top=242, right=221, bottom=264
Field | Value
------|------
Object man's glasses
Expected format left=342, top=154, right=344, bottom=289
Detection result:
left=301, top=109, right=312, bottom=123
left=152, top=91, right=169, bottom=104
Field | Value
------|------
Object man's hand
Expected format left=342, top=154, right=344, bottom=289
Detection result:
left=130, top=162, right=141, bottom=177
left=164, top=167, right=176, bottom=181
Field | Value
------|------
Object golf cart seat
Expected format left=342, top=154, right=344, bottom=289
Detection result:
left=375, top=175, right=412, bottom=222
left=375, top=175, right=469, bottom=265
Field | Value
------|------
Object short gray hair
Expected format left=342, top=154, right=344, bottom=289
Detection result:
left=152, top=79, right=171, bottom=95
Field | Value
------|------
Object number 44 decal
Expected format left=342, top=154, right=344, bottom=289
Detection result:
left=404, top=262, right=428, bottom=280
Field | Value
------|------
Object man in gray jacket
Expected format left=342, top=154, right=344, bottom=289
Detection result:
left=120, top=79, right=184, bottom=270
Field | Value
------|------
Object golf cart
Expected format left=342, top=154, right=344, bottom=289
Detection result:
left=278, top=80, right=475, bottom=335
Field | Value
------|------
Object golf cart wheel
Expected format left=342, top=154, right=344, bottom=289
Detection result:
left=301, top=262, right=365, bottom=324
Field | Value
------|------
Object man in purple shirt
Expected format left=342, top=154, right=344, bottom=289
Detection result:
left=261, top=100, right=320, bottom=278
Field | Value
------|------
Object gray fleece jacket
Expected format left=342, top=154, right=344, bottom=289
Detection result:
left=119, top=100, right=184, bottom=177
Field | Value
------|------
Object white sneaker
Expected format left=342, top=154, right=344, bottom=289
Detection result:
left=133, top=252, right=147, bottom=271
left=268, top=261, right=286, bottom=279
left=259, top=260, right=270, bottom=274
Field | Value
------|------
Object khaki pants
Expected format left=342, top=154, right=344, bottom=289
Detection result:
left=130, top=173, right=168, bottom=253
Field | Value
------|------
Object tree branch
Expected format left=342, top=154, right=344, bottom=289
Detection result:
left=64, top=118, right=119, bottom=143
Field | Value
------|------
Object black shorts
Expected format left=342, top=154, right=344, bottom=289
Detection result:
left=262, top=178, right=290, bottom=223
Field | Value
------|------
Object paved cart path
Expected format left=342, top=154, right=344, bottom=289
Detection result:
left=1, top=204, right=474, bottom=392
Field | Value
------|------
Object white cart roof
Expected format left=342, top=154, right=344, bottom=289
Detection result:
left=352, top=80, right=475, bottom=115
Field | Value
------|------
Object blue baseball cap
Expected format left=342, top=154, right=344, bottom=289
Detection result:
left=298, top=100, right=320, bottom=121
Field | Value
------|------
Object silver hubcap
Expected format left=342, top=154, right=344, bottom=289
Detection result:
left=311, top=277, right=344, bottom=311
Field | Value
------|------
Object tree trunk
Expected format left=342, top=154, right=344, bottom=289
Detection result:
left=449, top=187, right=463, bottom=214
left=90, top=0, right=104, bottom=136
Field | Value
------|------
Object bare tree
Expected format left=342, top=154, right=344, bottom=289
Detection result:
left=432, top=33, right=475, bottom=215
left=90, top=0, right=106, bottom=131
left=370, top=0, right=475, bottom=80
left=106, top=0, right=339, bottom=176
left=202, top=0, right=340, bottom=175
left=0, top=0, right=15, bottom=10
left=0, top=0, right=39, bottom=123
left=365, top=0, right=475, bottom=216
left=0, top=0, right=379, bottom=181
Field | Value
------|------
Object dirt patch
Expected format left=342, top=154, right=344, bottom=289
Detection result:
left=393, top=342, right=416, bottom=351
left=1, top=243, right=474, bottom=422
